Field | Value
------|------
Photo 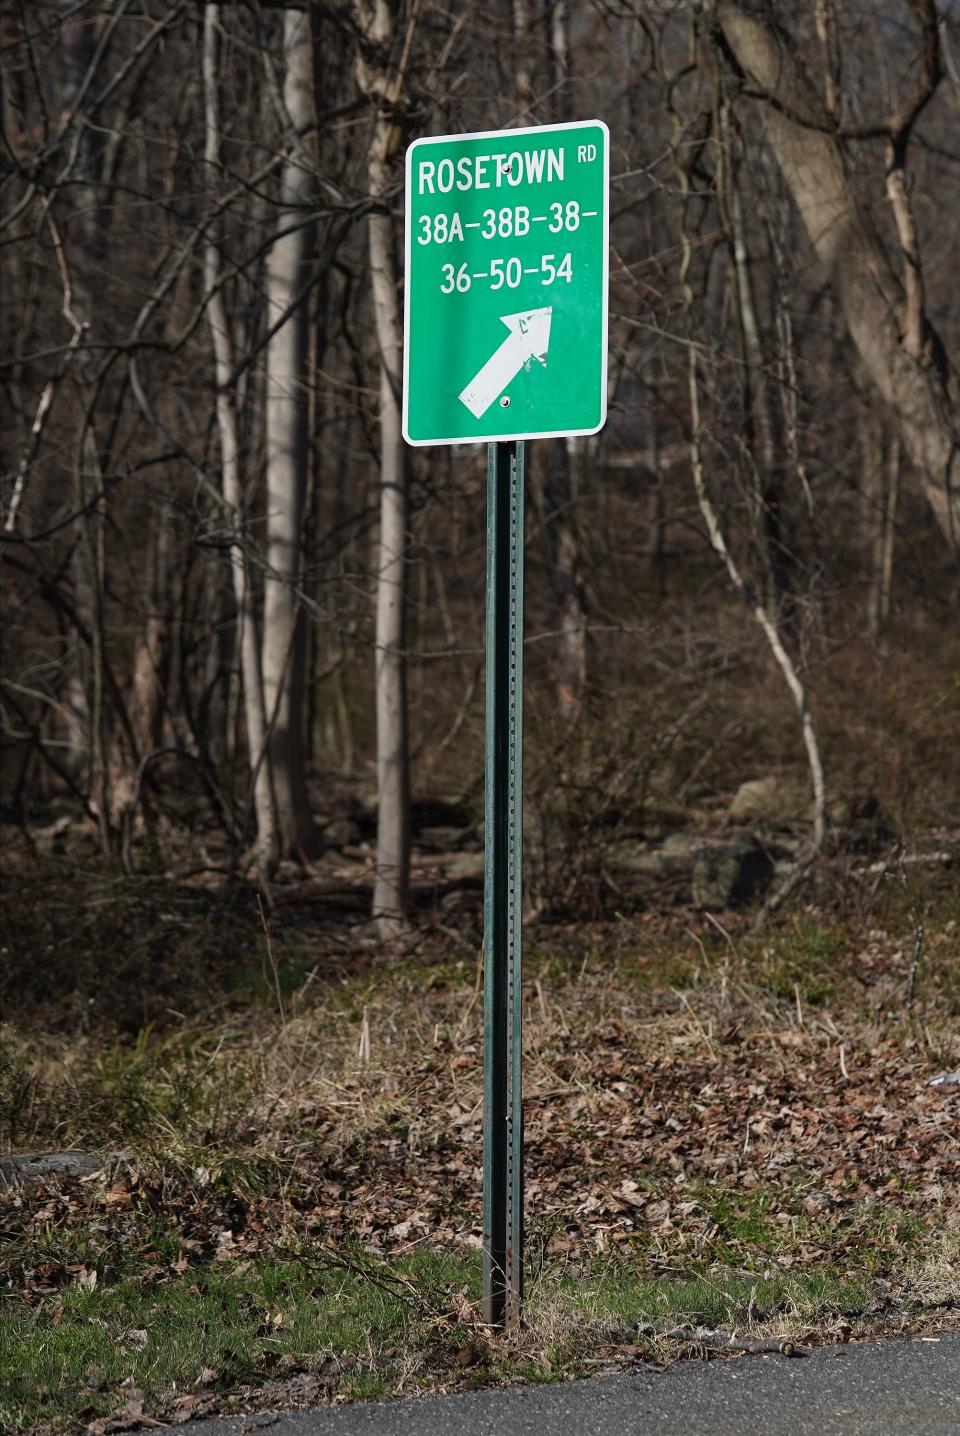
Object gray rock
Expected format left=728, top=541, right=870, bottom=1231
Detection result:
left=421, top=850, right=485, bottom=883
left=692, top=835, right=774, bottom=909
left=418, top=825, right=474, bottom=851
left=605, top=831, right=704, bottom=879
left=33, top=815, right=72, bottom=854
left=657, top=832, right=708, bottom=873
left=442, top=852, right=485, bottom=883
left=729, top=776, right=806, bottom=823
left=0, top=1151, right=132, bottom=1189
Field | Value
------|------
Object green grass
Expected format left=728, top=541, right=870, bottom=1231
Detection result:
left=758, top=920, right=846, bottom=1006
left=1, top=1238, right=884, bottom=1432
left=547, top=1266, right=868, bottom=1330
left=0, top=1249, right=479, bottom=1432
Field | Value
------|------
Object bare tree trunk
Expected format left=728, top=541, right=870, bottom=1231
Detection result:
left=55, top=12, right=112, bottom=842
left=202, top=2, right=277, bottom=869
left=863, top=418, right=900, bottom=641
left=813, top=0, right=839, bottom=120
left=717, top=1, right=960, bottom=551
left=689, top=351, right=826, bottom=869
left=356, top=0, right=412, bottom=936
left=60, top=5, right=104, bottom=257
left=370, top=264, right=409, bottom=931
left=262, top=8, right=322, bottom=864
left=645, top=371, right=665, bottom=594
left=674, top=50, right=825, bottom=898
left=879, top=436, right=900, bottom=633
left=531, top=445, right=587, bottom=717
left=526, top=0, right=587, bottom=716
left=319, top=348, right=356, bottom=775
left=545, top=0, right=570, bottom=104
left=126, top=509, right=170, bottom=760
left=729, top=173, right=788, bottom=617
left=512, top=0, right=535, bottom=117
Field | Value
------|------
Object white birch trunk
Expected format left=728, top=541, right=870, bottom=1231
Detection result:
left=370, top=192, right=409, bottom=932
left=202, top=3, right=277, bottom=869
left=261, top=8, right=321, bottom=863
left=356, top=0, right=411, bottom=934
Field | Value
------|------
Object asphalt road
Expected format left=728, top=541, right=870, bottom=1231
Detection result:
left=188, top=1333, right=960, bottom=1436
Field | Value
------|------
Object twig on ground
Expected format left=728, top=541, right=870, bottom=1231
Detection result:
left=635, top=1321, right=806, bottom=1356
left=269, top=1241, right=435, bottom=1318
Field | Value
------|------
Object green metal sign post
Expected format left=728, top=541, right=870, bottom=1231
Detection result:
left=482, top=439, right=525, bottom=1328
left=402, top=120, right=608, bottom=1329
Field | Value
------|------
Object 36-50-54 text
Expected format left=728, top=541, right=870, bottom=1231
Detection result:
left=439, top=253, right=573, bottom=293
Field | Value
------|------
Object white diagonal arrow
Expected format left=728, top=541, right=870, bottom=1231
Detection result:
left=459, top=307, right=553, bottom=419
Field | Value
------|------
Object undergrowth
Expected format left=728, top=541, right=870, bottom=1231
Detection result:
left=2, top=871, right=958, bottom=1430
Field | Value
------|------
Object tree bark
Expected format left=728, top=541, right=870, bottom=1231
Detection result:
left=689, top=347, right=826, bottom=865
left=531, top=444, right=587, bottom=717
left=60, top=5, right=104, bottom=256
left=512, top=0, right=536, bottom=117
left=716, top=1, right=959, bottom=552
left=262, top=8, right=322, bottom=863
left=729, top=170, right=788, bottom=617
left=202, top=2, right=277, bottom=869
left=530, top=0, right=587, bottom=716
left=862, top=415, right=900, bottom=641
left=369, top=182, right=409, bottom=932
left=356, top=0, right=412, bottom=935
left=126, top=509, right=170, bottom=762
left=645, top=370, right=665, bottom=594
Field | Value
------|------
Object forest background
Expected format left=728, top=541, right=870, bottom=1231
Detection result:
left=1, top=0, right=959, bottom=1430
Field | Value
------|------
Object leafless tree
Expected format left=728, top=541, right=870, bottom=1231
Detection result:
left=261, top=8, right=324, bottom=865
left=354, top=0, right=415, bottom=934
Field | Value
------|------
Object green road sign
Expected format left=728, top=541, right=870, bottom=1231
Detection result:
left=403, top=120, right=609, bottom=446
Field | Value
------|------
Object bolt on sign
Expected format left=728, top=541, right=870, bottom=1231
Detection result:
left=403, top=120, right=609, bottom=446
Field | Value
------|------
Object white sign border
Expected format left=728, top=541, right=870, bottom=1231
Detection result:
left=402, top=119, right=610, bottom=448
